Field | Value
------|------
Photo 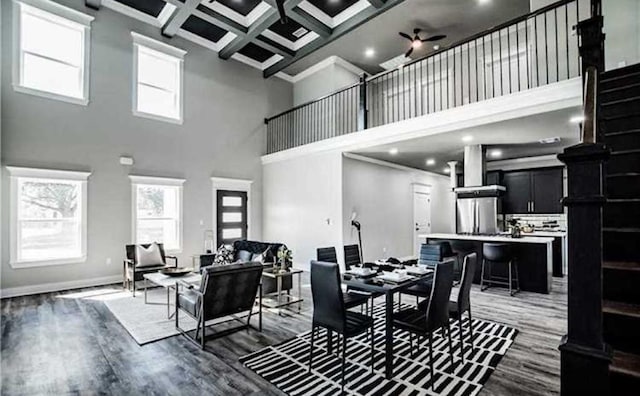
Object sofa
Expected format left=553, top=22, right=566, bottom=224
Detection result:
left=200, top=240, right=292, bottom=296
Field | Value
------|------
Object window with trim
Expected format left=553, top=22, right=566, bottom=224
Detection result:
left=13, top=0, right=93, bottom=105
left=8, top=167, right=90, bottom=268
left=131, top=176, right=184, bottom=252
left=132, top=32, right=186, bottom=123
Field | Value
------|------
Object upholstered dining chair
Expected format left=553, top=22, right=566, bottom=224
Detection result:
left=392, top=260, right=456, bottom=390
left=316, top=247, right=371, bottom=315
left=308, top=260, right=375, bottom=394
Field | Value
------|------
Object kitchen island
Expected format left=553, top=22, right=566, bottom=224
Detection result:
left=420, top=233, right=554, bottom=294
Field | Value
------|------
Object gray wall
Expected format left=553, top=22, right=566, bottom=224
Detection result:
left=293, top=60, right=361, bottom=106
left=0, top=0, right=292, bottom=291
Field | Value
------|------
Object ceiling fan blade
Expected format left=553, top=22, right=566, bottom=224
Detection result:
left=399, top=32, right=412, bottom=41
left=405, top=47, right=414, bottom=58
left=275, top=0, right=288, bottom=24
left=422, top=34, right=447, bottom=42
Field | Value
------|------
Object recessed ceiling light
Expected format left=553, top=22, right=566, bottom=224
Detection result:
left=462, top=135, right=473, bottom=142
left=364, top=48, right=375, bottom=58
left=426, top=158, right=436, bottom=166
left=389, top=147, right=399, bottom=155
left=478, top=0, right=491, bottom=4
left=539, top=137, right=562, bottom=144
left=489, top=149, right=502, bottom=158
left=443, top=167, right=451, bottom=173
left=569, top=115, right=585, bottom=124
left=433, top=44, right=440, bottom=50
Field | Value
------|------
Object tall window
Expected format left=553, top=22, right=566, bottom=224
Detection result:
left=13, top=0, right=93, bottom=105
left=131, top=176, right=184, bottom=252
left=132, top=32, right=186, bottom=124
left=8, top=167, right=90, bottom=268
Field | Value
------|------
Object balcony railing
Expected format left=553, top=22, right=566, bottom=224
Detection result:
left=265, top=0, right=592, bottom=154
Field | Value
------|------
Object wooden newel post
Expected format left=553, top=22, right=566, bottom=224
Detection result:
left=557, top=143, right=611, bottom=395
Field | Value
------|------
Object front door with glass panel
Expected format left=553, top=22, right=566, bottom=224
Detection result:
left=216, top=190, right=248, bottom=246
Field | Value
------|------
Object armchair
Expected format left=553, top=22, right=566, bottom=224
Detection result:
left=175, top=261, right=263, bottom=349
left=123, top=243, right=178, bottom=297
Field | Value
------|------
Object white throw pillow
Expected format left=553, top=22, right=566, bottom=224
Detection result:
left=136, top=243, right=164, bottom=267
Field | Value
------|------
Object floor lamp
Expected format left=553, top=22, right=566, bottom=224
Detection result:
left=350, top=213, right=363, bottom=264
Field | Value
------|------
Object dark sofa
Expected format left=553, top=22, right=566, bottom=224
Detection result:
left=200, top=240, right=292, bottom=295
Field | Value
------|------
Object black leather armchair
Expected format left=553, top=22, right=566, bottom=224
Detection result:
left=175, top=261, right=263, bottom=349
left=123, top=243, right=177, bottom=297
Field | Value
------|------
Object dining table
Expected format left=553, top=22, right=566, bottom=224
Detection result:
left=332, top=259, right=453, bottom=380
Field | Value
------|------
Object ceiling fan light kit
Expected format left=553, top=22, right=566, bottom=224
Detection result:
left=398, top=28, right=446, bottom=58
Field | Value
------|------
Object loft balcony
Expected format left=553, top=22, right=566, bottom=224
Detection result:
left=264, top=0, right=592, bottom=154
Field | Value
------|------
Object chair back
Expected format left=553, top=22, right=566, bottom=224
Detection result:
left=126, top=243, right=167, bottom=265
left=199, top=262, right=263, bottom=321
left=457, top=253, right=477, bottom=313
left=343, top=244, right=361, bottom=270
left=316, top=247, right=338, bottom=263
left=483, top=243, right=511, bottom=262
left=419, top=243, right=443, bottom=267
left=310, top=260, right=346, bottom=332
left=428, top=240, right=455, bottom=257
left=424, top=260, right=454, bottom=331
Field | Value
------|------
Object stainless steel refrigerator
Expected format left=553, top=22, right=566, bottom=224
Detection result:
left=456, top=197, right=499, bottom=234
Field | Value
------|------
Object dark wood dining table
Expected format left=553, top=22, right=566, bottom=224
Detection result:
left=330, top=263, right=449, bottom=380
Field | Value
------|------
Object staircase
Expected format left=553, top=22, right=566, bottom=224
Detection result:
left=600, top=63, right=640, bottom=395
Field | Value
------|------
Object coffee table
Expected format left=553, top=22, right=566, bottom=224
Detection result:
left=143, top=272, right=201, bottom=319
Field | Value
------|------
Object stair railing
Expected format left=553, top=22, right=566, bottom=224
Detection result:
left=557, top=1, right=612, bottom=394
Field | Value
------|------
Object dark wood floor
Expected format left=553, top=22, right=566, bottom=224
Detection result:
left=1, top=275, right=567, bottom=395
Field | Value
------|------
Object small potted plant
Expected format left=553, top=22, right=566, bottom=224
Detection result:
left=276, top=246, right=293, bottom=273
left=509, top=219, right=522, bottom=238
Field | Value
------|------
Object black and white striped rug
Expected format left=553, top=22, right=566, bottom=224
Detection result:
left=240, top=303, right=518, bottom=395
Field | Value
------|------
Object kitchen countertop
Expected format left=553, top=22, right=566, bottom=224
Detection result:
left=421, top=233, right=554, bottom=244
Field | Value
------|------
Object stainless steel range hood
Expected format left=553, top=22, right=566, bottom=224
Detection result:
left=454, top=144, right=506, bottom=196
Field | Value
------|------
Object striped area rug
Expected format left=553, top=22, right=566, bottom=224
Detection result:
left=240, top=303, right=518, bottom=396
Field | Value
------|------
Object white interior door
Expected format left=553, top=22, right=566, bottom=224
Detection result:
left=413, top=189, right=432, bottom=257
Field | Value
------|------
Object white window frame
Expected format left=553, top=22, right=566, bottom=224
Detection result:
left=130, top=175, right=185, bottom=253
left=211, top=177, right=252, bottom=248
left=7, top=166, right=91, bottom=268
left=12, top=0, right=93, bottom=105
left=131, top=32, right=186, bottom=124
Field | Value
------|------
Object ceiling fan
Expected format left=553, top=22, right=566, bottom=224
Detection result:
left=399, top=28, right=446, bottom=57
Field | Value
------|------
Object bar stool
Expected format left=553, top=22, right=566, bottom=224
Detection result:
left=428, top=240, right=461, bottom=284
left=480, top=243, right=520, bottom=296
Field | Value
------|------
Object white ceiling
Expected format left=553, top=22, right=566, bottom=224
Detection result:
left=350, top=107, right=583, bottom=174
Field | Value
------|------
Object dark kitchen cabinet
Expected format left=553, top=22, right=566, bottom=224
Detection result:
left=503, top=171, right=532, bottom=214
left=531, top=168, right=564, bottom=213
left=502, top=167, right=564, bottom=214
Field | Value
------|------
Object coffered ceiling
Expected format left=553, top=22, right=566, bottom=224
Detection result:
left=90, top=0, right=530, bottom=78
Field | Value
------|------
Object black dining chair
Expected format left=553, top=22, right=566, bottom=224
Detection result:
left=392, top=260, right=455, bottom=390
left=308, top=260, right=375, bottom=394
left=451, top=253, right=477, bottom=362
left=401, top=243, right=442, bottom=306
left=317, top=247, right=371, bottom=315
left=343, top=244, right=361, bottom=270
left=420, top=253, right=477, bottom=363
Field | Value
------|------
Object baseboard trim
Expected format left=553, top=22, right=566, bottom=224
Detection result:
left=0, top=275, right=122, bottom=299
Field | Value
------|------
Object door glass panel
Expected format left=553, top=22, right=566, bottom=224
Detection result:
left=222, top=228, right=242, bottom=239
left=222, top=196, right=242, bottom=207
left=222, top=212, right=242, bottom=223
